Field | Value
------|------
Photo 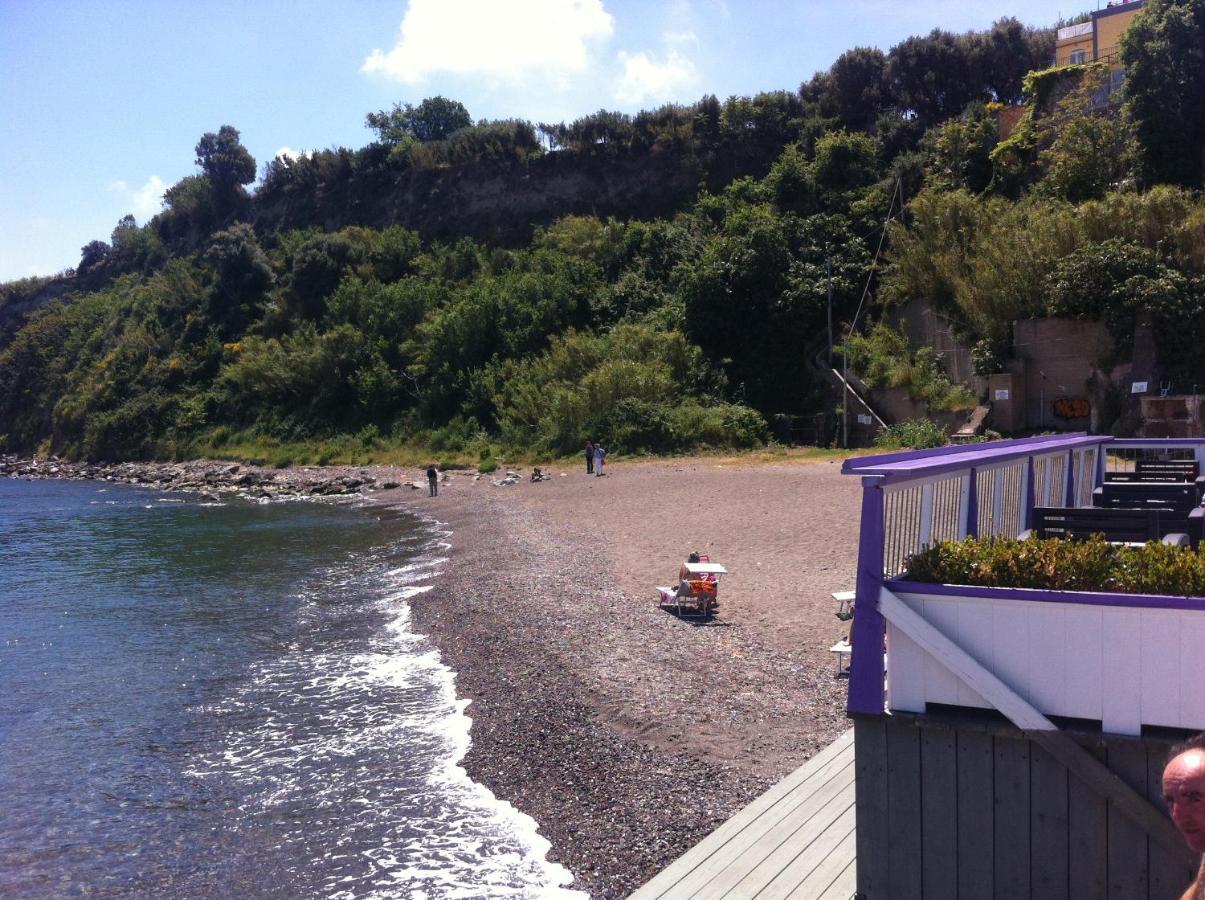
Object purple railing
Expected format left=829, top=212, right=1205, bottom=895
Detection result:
left=840, top=434, right=1171, bottom=716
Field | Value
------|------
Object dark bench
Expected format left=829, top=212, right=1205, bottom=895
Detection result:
left=1094, top=482, right=1202, bottom=508
left=1090, top=483, right=1204, bottom=545
left=1137, top=459, right=1199, bottom=479
left=1025, top=506, right=1191, bottom=546
left=1106, top=459, right=1204, bottom=495
left=1105, top=470, right=1205, bottom=490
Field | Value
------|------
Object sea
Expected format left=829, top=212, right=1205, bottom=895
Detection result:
left=0, top=477, right=582, bottom=899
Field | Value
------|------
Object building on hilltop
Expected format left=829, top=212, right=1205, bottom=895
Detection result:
left=1054, top=0, right=1146, bottom=101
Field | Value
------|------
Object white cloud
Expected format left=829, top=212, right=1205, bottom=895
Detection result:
left=107, top=175, right=167, bottom=222
left=362, top=0, right=615, bottom=86
left=615, top=39, right=700, bottom=105
left=274, top=146, right=306, bottom=162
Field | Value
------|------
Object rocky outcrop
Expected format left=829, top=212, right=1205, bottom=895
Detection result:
left=0, top=455, right=382, bottom=501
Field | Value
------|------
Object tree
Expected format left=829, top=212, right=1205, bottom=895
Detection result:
left=679, top=204, right=817, bottom=414
left=924, top=104, right=999, bottom=193
left=809, top=130, right=882, bottom=202
left=1035, top=107, right=1136, bottom=202
left=366, top=96, right=472, bottom=145
left=79, top=240, right=111, bottom=272
left=886, top=29, right=982, bottom=125
left=826, top=47, right=888, bottom=131
left=194, top=125, right=256, bottom=197
left=975, top=18, right=1055, bottom=105
left=204, top=223, right=273, bottom=333
left=1122, top=0, right=1205, bottom=188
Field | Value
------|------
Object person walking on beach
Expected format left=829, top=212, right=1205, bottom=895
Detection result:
left=1164, top=734, right=1205, bottom=898
left=426, top=464, right=439, bottom=497
left=594, top=444, right=606, bottom=477
left=585, top=441, right=594, bottom=475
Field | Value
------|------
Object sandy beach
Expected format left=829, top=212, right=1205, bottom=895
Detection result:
left=3, top=452, right=863, bottom=898
left=386, top=455, right=863, bottom=898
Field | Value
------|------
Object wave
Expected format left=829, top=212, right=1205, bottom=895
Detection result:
left=184, top=514, right=584, bottom=898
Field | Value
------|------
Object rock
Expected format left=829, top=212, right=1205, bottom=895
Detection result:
left=381, top=481, right=400, bottom=490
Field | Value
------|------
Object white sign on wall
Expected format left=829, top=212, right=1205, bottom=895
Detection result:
left=1131, top=381, right=1149, bottom=394
left=857, top=414, right=873, bottom=425
left=994, top=389, right=1010, bottom=400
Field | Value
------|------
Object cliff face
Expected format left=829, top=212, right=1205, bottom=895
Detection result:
left=0, top=276, right=76, bottom=347
left=249, top=146, right=710, bottom=245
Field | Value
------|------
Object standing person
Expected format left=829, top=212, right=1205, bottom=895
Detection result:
left=594, top=444, right=606, bottom=477
left=426, top=464, right=438, bottom=497
left=585, top=441, right=594, bottom=475
left=1164, top=734, right=1205, bottom=899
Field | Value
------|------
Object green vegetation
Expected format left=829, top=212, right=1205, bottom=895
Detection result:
left=4, top=5, right=1205, bottom=462
left=874, top=419, right=949, bottom=450
left=905, top=534, right=1205, bottom=597
left=841, top=322, right=976, bottom=411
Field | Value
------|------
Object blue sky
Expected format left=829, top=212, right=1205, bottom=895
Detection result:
left=1, top=0, right=1077, bottom=282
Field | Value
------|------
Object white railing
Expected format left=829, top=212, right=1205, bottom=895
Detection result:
left=1057, top=21, right=1092, bottom=40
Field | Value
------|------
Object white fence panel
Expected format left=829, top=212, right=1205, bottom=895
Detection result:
left=888, top=589, right=1205, bottom=735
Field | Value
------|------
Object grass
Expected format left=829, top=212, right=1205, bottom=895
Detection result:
left=172, top=428, right=875, bottom=471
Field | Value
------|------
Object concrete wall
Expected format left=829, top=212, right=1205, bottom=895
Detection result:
left=1014, top=318, right=1112, bottom=431
left=869, top=387, right=967, bottom=433
left=891, top=300, right=976, bottom=386
left=1143, top=395, right=1205, bottom=438
left=1055, top=27, right=1093, bottom=66
left=986, top=373, right=1026, bottom=433
left=1094, top=0, right=1145, bottom=62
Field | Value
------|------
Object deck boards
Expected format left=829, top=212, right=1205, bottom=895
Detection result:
left=629, top=729, right=856, bottom=900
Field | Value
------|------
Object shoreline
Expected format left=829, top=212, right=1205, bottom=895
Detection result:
left=4, top=453, right=860, bottom=898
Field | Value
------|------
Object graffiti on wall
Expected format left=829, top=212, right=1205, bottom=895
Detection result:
left=1053, top=397, right=1091, bottom=420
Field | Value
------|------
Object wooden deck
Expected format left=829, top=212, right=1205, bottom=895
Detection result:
left=629, top=729, right=856, bottom=900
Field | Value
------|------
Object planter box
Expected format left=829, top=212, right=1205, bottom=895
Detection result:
left=884, top=580, right=1205, bottom=736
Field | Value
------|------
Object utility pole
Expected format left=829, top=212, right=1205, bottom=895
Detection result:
left=1039, top=371, right=1047, bottom=429
left=842, top=345, right=849, bottom=449
left=826, top=257, right=833, bottom=368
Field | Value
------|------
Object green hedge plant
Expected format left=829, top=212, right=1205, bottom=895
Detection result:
left=904, top=535, right=1205, bottom=597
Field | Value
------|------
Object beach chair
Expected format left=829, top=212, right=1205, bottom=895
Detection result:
left=830, top=639, right=851, bottom=676
left=656, top=560, right=727, bottom=618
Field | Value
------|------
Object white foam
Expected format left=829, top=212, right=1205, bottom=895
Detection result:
left=184, top=516, right=585, bottom=898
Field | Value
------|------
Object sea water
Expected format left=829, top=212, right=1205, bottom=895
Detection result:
left=0, top=478, right=581, bottom=898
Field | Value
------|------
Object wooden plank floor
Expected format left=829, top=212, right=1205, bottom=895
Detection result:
left=629, top=729, right=856, bottom=900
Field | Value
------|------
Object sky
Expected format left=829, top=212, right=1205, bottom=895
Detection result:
left=0, top=0, right=1082, bottom=283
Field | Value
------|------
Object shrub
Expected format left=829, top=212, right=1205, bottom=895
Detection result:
left=904, top=535, right=1205, bottom=597
left=841, top=322, right=975, bottom=411
left=874, top=418, right=947, bottom=450
left=477, top=454, right=498, bottom=474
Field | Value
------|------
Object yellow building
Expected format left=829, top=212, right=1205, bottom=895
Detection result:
left=1054, top=0, right=1146, bottom=68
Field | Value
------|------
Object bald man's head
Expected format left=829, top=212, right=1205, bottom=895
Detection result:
left=1164, top=748, right=1205, bottom=853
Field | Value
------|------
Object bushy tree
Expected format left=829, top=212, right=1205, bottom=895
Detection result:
left=1122, top=0, right=1205, bottom=188
left=194, top=125, right=256, bottom=203
left=886, top=29, right=982, bottom=126
left=924, top=104, right=999, bottom=193
left=680, top=203, right=816, bottom=413
left=366, top=96, right=472, bottom=145
left=204, top=224, right=273, bottom=333
left=975, top=18, right=1055, bottom=105
left=808, top=47, right=887, bottom=131
left=808, top=130, right=882, bottom=202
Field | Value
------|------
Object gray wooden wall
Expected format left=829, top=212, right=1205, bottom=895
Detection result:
left=854, top=713, right=1197, bottom=899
